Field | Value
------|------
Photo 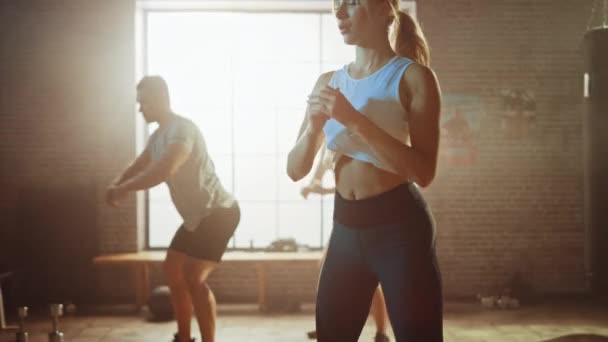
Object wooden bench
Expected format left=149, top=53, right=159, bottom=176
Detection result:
left=93, top=251, right=322, bottom=312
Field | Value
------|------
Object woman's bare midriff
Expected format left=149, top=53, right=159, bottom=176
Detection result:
left=334, top=155, right=405, bottom=200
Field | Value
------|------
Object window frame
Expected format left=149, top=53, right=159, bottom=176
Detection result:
left=137, top=0, right=417, bottom=252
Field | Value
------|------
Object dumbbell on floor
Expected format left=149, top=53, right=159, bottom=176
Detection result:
left=16, top=306, right=28, bottom=342
left=48, top=304, right=64, bottom=342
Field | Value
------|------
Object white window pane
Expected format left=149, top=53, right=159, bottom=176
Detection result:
left=147, top=13, right=234, bottom=109
left=232, top=62, right=273, bottom=107
left=233, top=106, right=276, bottom=155
left=235, top=14, right=320, bottom=63
left=278, top=147, right=334, bottom=201
left=278, top=202, right=323, bottom=247
left=321, top=167, right=336, bottom=189
left=321, top=14, right=355, bottom=65
left=147, top=12, right=235, bottom=60
left=233, top=62, right=319, bottom=108
left=193, top=110, right=233, bottom=156
left=209, top=155, right=234, bottom=194
left=273, top=63, right=321, bottom=107
left=168, top=73, right=232, bottom=113
left=234, top=156, right=277, bottom=201
left=321, top=63, right=348, bottom=75
left=277, top=156, right=310, bottom=201
left=277, top=107, right=307, bottom=155
left=232, top=201, right=277, bottom=248
left=149, top=185, right=181, bottom=247
left=146, top=10, right=357, bottom=250
left=322, top=195, right=335, bottom=246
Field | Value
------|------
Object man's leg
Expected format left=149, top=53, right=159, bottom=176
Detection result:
left=180, top=204, right=239, bottom=342
left=164, top=249, right=193, bottom=342
left=184, top=258, right=218, bottom=342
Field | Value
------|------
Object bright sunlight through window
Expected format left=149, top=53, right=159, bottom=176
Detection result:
left=142, top=1, right=415, bottom=250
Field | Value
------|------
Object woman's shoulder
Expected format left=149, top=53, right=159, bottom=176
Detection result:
left=400, top=62, right=437, bottom=88
left=312, top=71, right=336, bottom=92
left=398, top=62, right=440, bottom=109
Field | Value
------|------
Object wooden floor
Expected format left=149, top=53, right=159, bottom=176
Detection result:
left=0, top=300, right=607, bottom=342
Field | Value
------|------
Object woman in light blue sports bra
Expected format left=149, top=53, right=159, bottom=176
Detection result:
left=287, top=0, right=443, bottom=341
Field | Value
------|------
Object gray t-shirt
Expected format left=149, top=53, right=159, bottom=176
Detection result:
left=147, top=114, right=236, bottom=231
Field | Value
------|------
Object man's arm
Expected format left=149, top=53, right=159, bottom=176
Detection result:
left=115, top=142, right=192, bottom=192
left=315, top=185, right=335, bottom=195
left=301, top=183, right=335, bottom=198
left=309, top=144, right=331, bottom=184
left=112, top=149, right=152, bottom=186
left=301, top=146, right=336, bottom=198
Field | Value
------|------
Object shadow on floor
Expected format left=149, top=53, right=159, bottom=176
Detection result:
left=541, top=334, right=608, bottom=341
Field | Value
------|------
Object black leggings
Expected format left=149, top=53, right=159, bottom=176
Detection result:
left=316, top=183, right=443, bottom=342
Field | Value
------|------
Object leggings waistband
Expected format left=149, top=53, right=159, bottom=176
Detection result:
left=333, top=182, right=426, bottom=227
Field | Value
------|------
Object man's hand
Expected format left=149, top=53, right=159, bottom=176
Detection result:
left=301, top=185, right=312, bottom=199
left=105, top=184, right=128, bottom=208
left=300, top=183, right=323, bottom=199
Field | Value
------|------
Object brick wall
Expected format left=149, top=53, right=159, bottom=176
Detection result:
left=419, top=0, right=593, bottom=296
left=0, top=0, right=139, bottom=303
left=0, top=0, right=595, bottom=306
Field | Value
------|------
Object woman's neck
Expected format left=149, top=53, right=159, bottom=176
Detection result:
left=352, top=38, right=395, bottom=77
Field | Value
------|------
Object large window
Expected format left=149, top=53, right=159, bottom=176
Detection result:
left=141, top=1, right=416, bottom=250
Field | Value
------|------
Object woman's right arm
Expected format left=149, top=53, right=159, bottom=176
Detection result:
left=286, top=72, right=333, bottom=182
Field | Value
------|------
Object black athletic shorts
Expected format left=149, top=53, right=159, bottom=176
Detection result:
left=169, top=203, right=240, bottom=262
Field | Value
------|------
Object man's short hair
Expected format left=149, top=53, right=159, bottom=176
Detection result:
left=137, top=75, right=170, bottom=101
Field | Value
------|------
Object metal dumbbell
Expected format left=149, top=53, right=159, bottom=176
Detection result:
left=16, top=306, right=28, bottom=342
left=48, top=304, right=64, bottom=342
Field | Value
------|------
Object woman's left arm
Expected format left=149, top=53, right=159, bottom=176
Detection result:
left=316, top=64, right=441, bottom=187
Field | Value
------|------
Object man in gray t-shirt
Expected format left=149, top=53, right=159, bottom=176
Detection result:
left=106, top=76, right=240, bottom=342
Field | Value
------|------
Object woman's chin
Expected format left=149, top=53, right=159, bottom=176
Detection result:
left=342, top=34, right=357, bottom=46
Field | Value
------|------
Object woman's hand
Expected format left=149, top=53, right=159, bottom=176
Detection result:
left=307, top=86, right=359, bottom=127
left=305, top=94, right=330, bottom=133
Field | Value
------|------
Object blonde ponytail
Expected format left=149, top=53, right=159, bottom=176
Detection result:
left=389, top=7, right=430, bottom=67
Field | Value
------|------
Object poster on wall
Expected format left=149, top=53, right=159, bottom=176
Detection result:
left=498, top=89, right=537, bottom=139
left=439, top=94, right=482, bottom=166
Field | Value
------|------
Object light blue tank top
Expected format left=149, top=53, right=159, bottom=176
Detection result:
left=323, top=56, right=414, bottom=174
